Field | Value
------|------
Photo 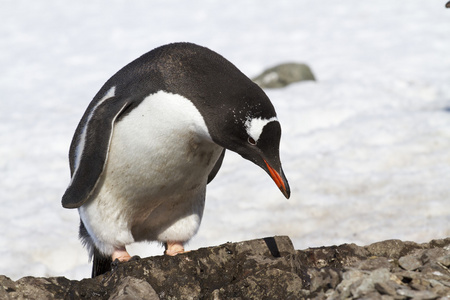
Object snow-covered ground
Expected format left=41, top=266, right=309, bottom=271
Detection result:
left=1, top=1, right=449, bottom=280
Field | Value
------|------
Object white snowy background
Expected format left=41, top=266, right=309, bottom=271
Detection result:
left=1, top=1, right=449, bottom=280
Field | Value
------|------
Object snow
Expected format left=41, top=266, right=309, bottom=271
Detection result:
left=1, top=0, right=449, bottom=280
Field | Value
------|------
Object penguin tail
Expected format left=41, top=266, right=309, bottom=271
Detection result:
left=79, top=219, right=113, bottom=278
left=92, top=247, right=113, bottom=278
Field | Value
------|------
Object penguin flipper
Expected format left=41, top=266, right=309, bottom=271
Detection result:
left=207, top=148, right=225, bottom=184
left=62, top=96, right=131, bottom=209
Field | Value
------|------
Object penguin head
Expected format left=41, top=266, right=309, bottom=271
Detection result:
left=210, top=92, right=291, bottom=200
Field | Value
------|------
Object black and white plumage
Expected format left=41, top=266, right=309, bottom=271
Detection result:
left=62, top=42, right=290, bottom=277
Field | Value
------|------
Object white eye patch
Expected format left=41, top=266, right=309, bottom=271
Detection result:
left=244, top=116, right=278, bottom=143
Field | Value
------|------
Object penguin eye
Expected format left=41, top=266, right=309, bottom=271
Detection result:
left=247, top=137, right=257, bottom=145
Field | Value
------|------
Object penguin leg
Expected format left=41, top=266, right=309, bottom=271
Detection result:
left=164, top=241, right=187, bottom=256
left=112, top=246, right=132, bottom=262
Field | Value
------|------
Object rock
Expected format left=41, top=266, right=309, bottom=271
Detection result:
left=297, top=242, right=371, bottom=270
left=327, top=269, right=364, bottom=299
left=437, top=255, right=450, bottom=267
left=109, top=277, right=159, bottom=300
left=352, top=256, right=392, bottom=271
left=338, top=268, right=391, bottom=298
left=374, top=281, right=397, bottom=296
left=421, top=248, right=449, bottom=265
left=217, top=268, right=303, bottom=299
left=0, top=236, right=449, bottom=299
left=397, top=288, right=438, bottom=299
left=308, top=268, right=341, bottom=294
left=398, top=254, right=422, bottom=271
left=252, top=63, right=316, bottom=88
left=366, top=239, right=421, bottom=259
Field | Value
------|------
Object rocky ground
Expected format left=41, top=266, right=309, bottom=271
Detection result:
left=1, top=236, right=449, bottom=299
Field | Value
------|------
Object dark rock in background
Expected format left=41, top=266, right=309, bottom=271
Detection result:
left=252, top=63, right=316, bottom=88
left=1, top=236, right=449, bottom=299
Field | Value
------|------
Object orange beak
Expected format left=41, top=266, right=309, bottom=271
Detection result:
left=264, top=160, right=290, bottom=199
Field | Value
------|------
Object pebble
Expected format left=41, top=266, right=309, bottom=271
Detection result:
left=374, top=281, right=396, bottom=296
left=398, top=255, right=422, bottom=271
left=437, top=255, right=450, bottom=267
left=396, top=288, right=438, bottom=300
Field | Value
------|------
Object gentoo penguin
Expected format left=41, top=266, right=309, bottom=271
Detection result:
left=62, top=42, right=290, bottom=277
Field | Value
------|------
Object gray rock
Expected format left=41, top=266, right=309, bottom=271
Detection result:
left=217, top=268, right=303, bottom=299
left=410, top=277, right=432, bottom=291
left=353, top=257, right=393, bottom=271
left=366, top=239, right=414, bottom=259
left=349, top=268, right=391, bottom=298
left=308, top=268, right=341, bottom=293
left=329, top=269, right=365, bottom=298
left=437, top=255, right=450, bottom=267
left=109, top=277, right=159, bottom=300
left=420, top=248, right=449, bottom=265
left=398, top=254, right=422, bottom=271
left=0, top=276, right=74, bottom=299
left=397, top=288, right=438, bottom=299
left=374, top=281, right=398, bottom=296
left=252, top=63, right=316, bottom=88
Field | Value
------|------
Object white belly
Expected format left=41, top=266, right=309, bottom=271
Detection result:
left=79, top=91, right=223, bottom=255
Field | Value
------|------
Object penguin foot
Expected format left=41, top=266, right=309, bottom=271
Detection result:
left=112, top=247, right=132, bottom=262
left=111, top=247, right=141, bottom=273
left=108, top=255, right=141, bottom=279
left=164, top=241, right=188, bottom=256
